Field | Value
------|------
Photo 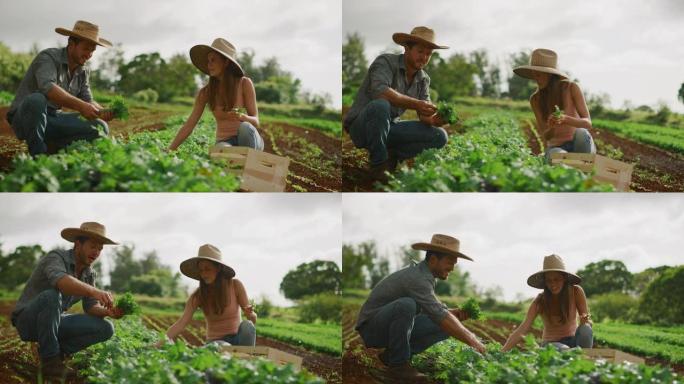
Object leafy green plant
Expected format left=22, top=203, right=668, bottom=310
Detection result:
left=553, top=105, right=562, bottom=119
left=461, top=298, right=482, bottom=320
left=108, top=95, right=130, bottom=120
left=437, top=101, right=459, bottom=125
left=115, top=292, right=141, bottom=315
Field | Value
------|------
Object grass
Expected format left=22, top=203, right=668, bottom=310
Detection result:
left=258, top=317, right=341, bottom=356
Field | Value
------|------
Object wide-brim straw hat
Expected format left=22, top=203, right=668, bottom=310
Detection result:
left=180, top=244, right=236, bottom=280
left=190, top=38, right=245, bottom=76
left=527, top=254, right=581, bottom=289
left=513, top=48, right=568, bottom=80
left=61, top=222, right=118, bottom=244
left=392, top=26, right=449, bottom=50
left=55, top=20, right=112, bottom=48
left=412, top=234, right=473, bottom=261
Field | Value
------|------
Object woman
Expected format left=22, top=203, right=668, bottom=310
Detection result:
left=168, top=38, right=264, bottom=151
left=513, top=49, right=596, bottom=163
left=502, top=254, right=593, bottom=352
left=161, top=244, right=257, bottom=347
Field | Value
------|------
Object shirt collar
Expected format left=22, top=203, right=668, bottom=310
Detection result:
left=417, top=260, right=436, bottom=283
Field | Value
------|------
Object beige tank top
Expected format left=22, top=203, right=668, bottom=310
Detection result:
left=548, top=82, right=581, bottom=147
left=198, top=278, right=249, bottom=341
left=540, top=285, right=578, bottom=341
left=211, top=77, right=246, bottom=141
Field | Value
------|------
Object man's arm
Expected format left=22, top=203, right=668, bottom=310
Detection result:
left=56, top=275, right=113, bottom=308
left=47, top=85, right=100, bottom=120
left=439, top=312, right=486, bottom=353
left=379, top=88, right=436, bottom=117
left=86, top=304, right=122, bottom=319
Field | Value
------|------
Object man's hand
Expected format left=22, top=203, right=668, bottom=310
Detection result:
left=79, top=102, right=100, bottom=120
left=98, top=109, right=114, bottom=122
left=431, top=114, right=446, bottom=127
left=107, top=306, right=124, bottom=319
left=91, top=288, right=114, bottom=309
left=415, top=100, right=437, bottom=116
left=450, top=308, right=470, bottom=322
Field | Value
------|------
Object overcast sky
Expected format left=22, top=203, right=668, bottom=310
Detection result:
left=0, top=0, right=342, bottom=108
left=343, top=194, right=684, bottom=302
left=0, top=194, right=341, bottom=307
left=344, top=0, right=684, bottom=112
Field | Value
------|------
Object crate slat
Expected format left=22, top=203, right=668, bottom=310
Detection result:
left=209, top=145, right=290, bottom=192
left=550, top=153, right=634, bottom=191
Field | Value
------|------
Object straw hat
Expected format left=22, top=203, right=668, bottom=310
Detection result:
left=513, top=49, right=568, bottom=80
left=61, top=222, right=118, bottom=245
left=180, top=244, right=236, bottom=280
left=392, top=26, right=449, bottom=50
left=527, top=254, right=581, bottom=289
left=412, top=234, right=473, bottom=261
left=190, top=38, right=245, bottom=76
left=55, top=20, right=112, bottom=47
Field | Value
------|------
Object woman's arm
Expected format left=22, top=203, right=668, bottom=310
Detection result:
left=234, top=279, right=257, bottom=324
left=575, top=285, right=593, bottom=326
left=165, top=293, right=199, bottom=341
left=556, top=82, right=592, bottom=129
left=238, top=78, right=260, bottom=128
left=168, top=88, right=208, bottom=150
left=502, top=298, right=540, bottom=352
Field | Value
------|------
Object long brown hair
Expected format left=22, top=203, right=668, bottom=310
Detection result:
left=192, top=263, right=232, bottom=315
left=533, top=74, right=568, bottom=121
left=535, top=274, right=571, bottom=324
left=207, top=59, right=242, bottom=111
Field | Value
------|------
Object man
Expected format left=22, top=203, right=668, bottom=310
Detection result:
left=355, top=234, right=486, bottom=382
left=11, top=222, right=123, bottom=378
left=5, top=20, right=114, bottom=156
left=344, top=26, right=449, bottom=179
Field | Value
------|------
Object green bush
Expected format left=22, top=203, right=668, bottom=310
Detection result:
left=639, top=266, right=684, bottom=325
left=590, top=292, right=638, bottom=322
left=298, top=293, right=342, bottom=324
left=132, top=88, right=159, bottom=104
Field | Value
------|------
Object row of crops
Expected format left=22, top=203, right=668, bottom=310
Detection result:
left=258, top=318, right=341, bottom=356
left=593, top=119, right=684, bottom=154
left=412, top=337, right=679, bottom=384
left=385, top=112, right=614, bottom=192
left=72, top=316, right=323, bottom=383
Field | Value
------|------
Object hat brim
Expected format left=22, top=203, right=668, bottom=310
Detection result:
left=55, top=28, right=112, bottom=48
left=180, top=256, right=236, bottom=280
left=392, top=33, right=449, bottom=49
left=527, top=270, right=581, bottom=289
left=513, top=65, right=568, bottom=80
left=60, top=228, right=118, bottom=245
left=411, top=242, right=473, bottom=261
left=189, top=44, right=245, bottom=77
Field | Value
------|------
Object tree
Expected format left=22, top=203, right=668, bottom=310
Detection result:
left=342, top=32, right=368, bottom=94
left=507, top=50, right=537, bottom=100
left=280, top=260, right=341, bottom=300
left=638, top=266, right=684, bottom=324
left=679, top=83, right=684, bottom=105
left=426, top=52, right=478, bottom=100
left=631, top=266, right=671, bottom=295
left=470, top=49, right=501, bottom=98
left=0, top=244, right=44, bottom=290
left=0, top=42, right=32, bottom=93
left=108, top=245, right=181, bottom=297
left=117, top=52, right=197, bottom=102
left=576, top=260, right=633, bottom=297
left=90, top=43, right=124, bottom=92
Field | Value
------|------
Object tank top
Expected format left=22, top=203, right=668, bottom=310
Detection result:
left=197, top=278, right=249, bottom=341
left=540, top=285, right=578, bottom=341
left=211, top=77, right=246, bottom=141
left=547, top=81, right=581, bottom=147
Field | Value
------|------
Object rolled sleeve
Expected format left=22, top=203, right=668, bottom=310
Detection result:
left=368, top=56, right=394, bottom=98
left=33, top=52, right=59, bottom=96
left=41, top=252, right=69, bottom=288
left=410, top=279, right=449, bottom=324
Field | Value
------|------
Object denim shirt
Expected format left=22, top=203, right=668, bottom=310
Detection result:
left=9, top=47, right=92, bottom=115
left=344, top=53, right=431, bottom=130
left=356, top=260, right=449, bottom=329
left=13, top=248, right=98, bottom=316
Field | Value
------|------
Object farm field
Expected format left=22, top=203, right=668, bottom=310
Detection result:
left=0, top=97, right=341, bottom=192
left=342, top=97, right=684, bottom=192
left=342, top=291, right=683, bottom=383
left=0, top=297, right=342, bottom=384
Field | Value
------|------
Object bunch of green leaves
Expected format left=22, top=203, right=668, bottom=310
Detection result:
left=461, top=297, right=482, bottom=320
left=115, top=292, right=141, bottom=315
left=72, top=317, right=323, bottom=383
left=553, top=105, right=563, bottom=119
left=232, top=107, right=247, bottom=114
left=412, top=338, right=679, bottom=384
left=385, top=112, right=614, bottom=192
left=437, top=101, right=459, bottom=125
left=107, top=95, right=130, bottom=120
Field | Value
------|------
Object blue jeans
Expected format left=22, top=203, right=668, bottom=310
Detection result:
left=218, top=122, right=264, bottom=151
left=545, top=128, right=596, bottom=163
left=12, top=289, right=114, bottom=360
left=206, top=320, right=256, bottom=347
left=349, top=99, right=448, bottom=166
left=9, top=93, right=109, bottom=156
left=357, top=297, right=449, bottom=366
left=542, top=324, right=594, bottom=350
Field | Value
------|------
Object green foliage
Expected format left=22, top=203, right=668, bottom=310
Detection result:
left=115, top=292, right=141, bottom=315
left=258, top=317, right=341, bottom=356
left=593, top=118, right=684, bottom=154
left=461, top=297, right=483, bottom=320
left=0, top=115, right=240, bottom=192
left=72, top=317, right=322, bottom=383
left=280, top=260, right=341, bottom=300
left=679, top=83, right=684, bottom=105
left=109, top=246, right=182, bottom=297
left=589, top=292, right=638, bottom=322
left=413, top=338, right=679, bottom=383
left=132, top=88, right=159, bottom=104
left=0, top=244, right=43, bottom=290
left=639, top=266, right=684, bottom=325
left=437, top=101, right=459, bottom=124
left=577, top=260, right=633, bottom=297
left=425, top=52, right=479, bottom=100
left=593, top=322, right=684, bottom=364
left=0, top=90, right=14, bottom=105
left=0, top=42, right=32, bottom=94
left=118, top=53, right=196, bottom=102
left=342, top=32, right=368, bottom=95
left=342, top=241, right=390, bottom=290
left=553, top=105, right=562, bottom=119
left=298, top=293, right=342, bottom=324
left=507, top=50, right=538, bottom=100
left=107, top=95, right=129, bottom=120
left=386, top=113, right=613, bottom=192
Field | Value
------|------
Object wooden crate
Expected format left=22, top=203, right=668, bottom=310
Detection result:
left=550, top=153, right=634, bottom=191
left=219, top=345, right=303, bottom=369
left=209, top=145, right=290, bottom=192
left=583, top=348, right=645, bottom=364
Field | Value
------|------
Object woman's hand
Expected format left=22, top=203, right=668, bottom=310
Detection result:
left=153, top=336, right=172, bottom=349
left=580, top=313, right=593, bottom=326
